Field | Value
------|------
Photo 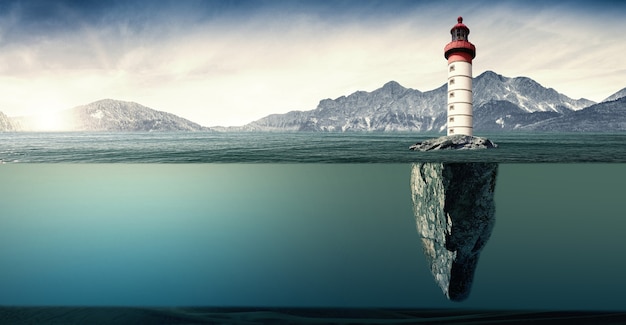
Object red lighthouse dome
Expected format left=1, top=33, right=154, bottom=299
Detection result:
left=444, top=16, right=476, bottom=63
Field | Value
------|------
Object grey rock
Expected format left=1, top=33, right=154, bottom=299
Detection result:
left=409, top=135, right=498, bottom=151
left=410, top=162, right=498, bottom=301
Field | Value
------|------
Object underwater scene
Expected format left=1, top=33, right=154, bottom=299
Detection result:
left=1, top=133, right=626, bottom=324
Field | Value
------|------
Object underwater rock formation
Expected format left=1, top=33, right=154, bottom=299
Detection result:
left=410, top=162, right=498, bottom=301
left=409, top=135, right=497, bottom=151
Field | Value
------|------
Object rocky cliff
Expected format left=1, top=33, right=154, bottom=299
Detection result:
left=410, top=162, right=498, bottom=301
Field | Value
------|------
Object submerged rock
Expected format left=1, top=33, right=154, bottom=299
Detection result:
left=409, top=135, right=497, bottom=151
left=410, top=162, right=498, bottom=301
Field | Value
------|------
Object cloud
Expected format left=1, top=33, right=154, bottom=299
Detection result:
left=467, top=1, right=625, bottom=100
left=0, top=1, right=623, bottom=126
left=0, top=1, right=440, bottom=125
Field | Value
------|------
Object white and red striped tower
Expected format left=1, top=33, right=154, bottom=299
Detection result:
left=444, top=16, right=476, bottom=136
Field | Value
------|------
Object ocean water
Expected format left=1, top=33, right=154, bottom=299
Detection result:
left=2, top=132, right=626, bottom=163
left=1, top=132, right=625, bottom=314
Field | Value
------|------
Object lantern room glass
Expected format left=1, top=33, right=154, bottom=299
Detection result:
left=452, top=28, right=467, bottom=41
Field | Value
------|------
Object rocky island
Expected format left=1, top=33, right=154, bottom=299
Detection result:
left=409, top=135, right=498, bottom=151
left=409, top=136, right=498, bottom=301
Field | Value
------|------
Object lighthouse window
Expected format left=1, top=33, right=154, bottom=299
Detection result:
left=449, top=92, right=455, bottom=98
left=449, top=65, right=455, bottom=72
left=453, top=29, right=467, bottom=41
left=449, top=79, right=455, bottom=85
left=449, top=128, right=455, bottom=134
left=449, top=105, right=454, bottom=111
left=449, top=117, right=455, bottom=122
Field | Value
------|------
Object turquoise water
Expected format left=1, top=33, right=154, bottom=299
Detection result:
left=1, top=163, right=625, bottom=310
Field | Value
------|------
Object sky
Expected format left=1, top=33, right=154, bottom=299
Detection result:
left=0, top=0, right=624, bottom=127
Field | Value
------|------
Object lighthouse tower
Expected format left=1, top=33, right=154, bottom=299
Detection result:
left=444, top=16, right=476, bottom=136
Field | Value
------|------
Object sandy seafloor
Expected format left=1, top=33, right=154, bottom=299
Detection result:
left=1, top=307, right=626, bottom=324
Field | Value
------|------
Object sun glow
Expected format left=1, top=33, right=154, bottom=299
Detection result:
left=33, top=111, right=71, bottom=131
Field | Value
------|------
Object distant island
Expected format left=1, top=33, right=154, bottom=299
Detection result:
left=1, top=70, right=625, bottom=132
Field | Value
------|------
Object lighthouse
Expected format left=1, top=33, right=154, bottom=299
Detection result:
left=444, top=16, right=476, bottom=136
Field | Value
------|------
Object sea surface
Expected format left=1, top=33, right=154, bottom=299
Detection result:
left=1, top=131, right=625, bottom=163
left=1, top=132, right=625, bottom=323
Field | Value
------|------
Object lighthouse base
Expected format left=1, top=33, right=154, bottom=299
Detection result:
left=409, top=135, right=497, bottom=151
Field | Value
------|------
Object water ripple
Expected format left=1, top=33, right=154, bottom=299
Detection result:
left=0, top=132, right=625, bottom=163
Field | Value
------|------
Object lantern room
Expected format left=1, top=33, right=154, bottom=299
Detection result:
left=451, top=16, right=470, bottom=41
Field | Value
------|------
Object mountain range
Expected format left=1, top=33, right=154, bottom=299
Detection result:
left=0, top=111, right=17, bottom=132
left=0, top=71, right=625, bottom=132
left=7, top=99, right=207, bottom=132
left=235, top=70, right=621, bottom=132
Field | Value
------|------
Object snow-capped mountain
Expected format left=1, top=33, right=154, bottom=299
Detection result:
left=522, top=97, right=626, bottom=132
left=242, top=80, right=447, bottom=132
left=0, top=111, right=17, bottom=131
left=12, top=99, right=208, bottom=132
left=473, top=71, right=594, bottom=113
left=602, top=87, right=626, bottom=102
left=472, top=100, right=561, bottom=131
left=65, top=99, right=207, bottom=131
left=3, top=71, right=624, bottom=133
left=241, top=71, right=598, bottom=132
